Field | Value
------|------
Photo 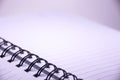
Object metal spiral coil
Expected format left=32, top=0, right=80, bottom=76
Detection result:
left=0, top=37, right=83, bottom=80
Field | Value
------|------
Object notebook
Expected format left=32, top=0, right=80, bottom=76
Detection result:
left=0, top=14, right=120, bottom=80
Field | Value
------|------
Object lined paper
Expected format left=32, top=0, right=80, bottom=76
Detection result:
left=0, top=14, right=120, bottom=80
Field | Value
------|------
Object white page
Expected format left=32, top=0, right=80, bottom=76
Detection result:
left=0, top=14, right=120, bottom=80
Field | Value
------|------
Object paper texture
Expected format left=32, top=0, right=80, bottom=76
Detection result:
left=0, top=14, right=120, bottom=80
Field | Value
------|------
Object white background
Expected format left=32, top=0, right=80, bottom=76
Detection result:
left=0, top=0, right=120, bottom=30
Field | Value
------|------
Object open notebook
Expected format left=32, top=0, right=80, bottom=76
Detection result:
left=0, top=14, right=120, bottom=80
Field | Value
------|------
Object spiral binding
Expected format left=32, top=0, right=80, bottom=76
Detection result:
left=0, top=37, right=83, bottom=80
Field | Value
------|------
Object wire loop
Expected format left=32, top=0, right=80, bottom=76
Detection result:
left=0, top=37, right=83, bottom=80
